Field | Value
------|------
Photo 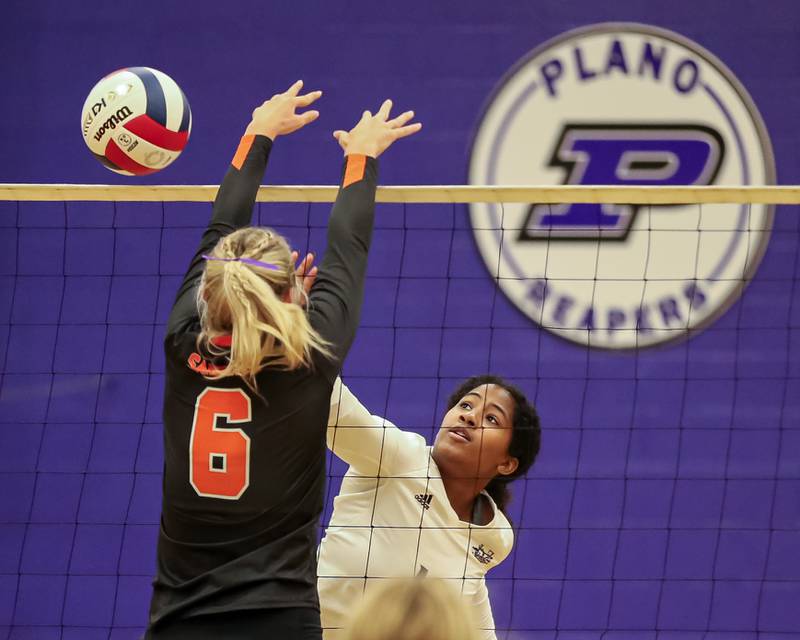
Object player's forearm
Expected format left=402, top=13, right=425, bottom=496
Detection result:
left=208, top=134, right=273, bottom=230
left=327, top=379, right=395, bottom=473
left=327, top=154, right=378, bottom=247
left=328, top=379, right=376, bottom=429
left=309, top=155, right=378, bottom=355
left=317, top=155, right=378, bottom=288
left=166, top=134, right=273, bottom=335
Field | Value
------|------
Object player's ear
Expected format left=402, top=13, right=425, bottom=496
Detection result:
left=497, top=456, right=518, bottom=477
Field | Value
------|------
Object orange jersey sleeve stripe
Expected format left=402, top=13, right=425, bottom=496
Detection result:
left=231, top=135, right=256, bottom=170
left=342, top=154, right=367, bottom=188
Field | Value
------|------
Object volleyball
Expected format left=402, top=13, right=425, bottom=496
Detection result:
left=80, top=67, right=192, bottom=175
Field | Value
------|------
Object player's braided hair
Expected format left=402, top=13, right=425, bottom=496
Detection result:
left=198, top=227, right=331, bottom=392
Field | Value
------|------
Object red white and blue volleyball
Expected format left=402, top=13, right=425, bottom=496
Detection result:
left=81, top=67, right=192, bottom=175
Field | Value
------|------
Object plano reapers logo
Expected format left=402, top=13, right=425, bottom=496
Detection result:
left=468, top=23, right=775, bottom=350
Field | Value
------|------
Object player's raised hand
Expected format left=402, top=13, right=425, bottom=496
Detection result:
left=291, top=250, right=318, bottom=301
left=246, top=80, right=322, bottom=140
left=333, top=99, right=421, bottom=158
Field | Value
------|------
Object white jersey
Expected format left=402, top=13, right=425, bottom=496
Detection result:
left=318, top=380, right=514, bottom=640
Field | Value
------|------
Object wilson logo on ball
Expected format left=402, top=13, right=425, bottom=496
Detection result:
left=92, top=106, right=134, bottom=142
left=81, top=66, right=192, bottom=176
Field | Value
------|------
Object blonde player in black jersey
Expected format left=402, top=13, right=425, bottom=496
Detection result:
left=320, top=377, right=541, bottom=639
left=147, top=81, right=420, bottom=639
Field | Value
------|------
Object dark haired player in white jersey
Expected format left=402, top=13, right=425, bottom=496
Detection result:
left=146, top=81, right=421, bottom=639
left=320, top=377, right=541, bottom=639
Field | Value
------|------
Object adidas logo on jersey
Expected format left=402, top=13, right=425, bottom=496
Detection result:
left=415, top=494, right=433, bottom=510
left=472, top=543, right=494, bottom=565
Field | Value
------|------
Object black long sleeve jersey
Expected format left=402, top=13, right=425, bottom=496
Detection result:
left=147, top=135, right=378, bottom=629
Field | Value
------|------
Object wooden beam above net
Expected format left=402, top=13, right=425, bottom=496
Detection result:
left=1, top=184, right=800, bottom=204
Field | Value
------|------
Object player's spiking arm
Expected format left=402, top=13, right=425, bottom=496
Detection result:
left=327, top=378, right=422, bottom=475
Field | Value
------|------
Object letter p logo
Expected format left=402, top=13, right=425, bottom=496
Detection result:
left=521, top=124, right=724, bottom=240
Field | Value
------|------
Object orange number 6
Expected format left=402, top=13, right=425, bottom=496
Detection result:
left=189, top=388, right=251, bottom=499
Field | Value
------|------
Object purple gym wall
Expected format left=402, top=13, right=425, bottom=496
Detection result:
left=1, top=1, right=798, bottom=638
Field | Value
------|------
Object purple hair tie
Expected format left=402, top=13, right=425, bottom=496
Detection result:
left=202, top=254, right=281, bottom=271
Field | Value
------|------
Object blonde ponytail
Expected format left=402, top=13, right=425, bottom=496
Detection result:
left=197, top=227, right=331, bottom=392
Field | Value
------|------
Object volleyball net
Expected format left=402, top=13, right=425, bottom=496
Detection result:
left=0, top=184, right=798, bottom=637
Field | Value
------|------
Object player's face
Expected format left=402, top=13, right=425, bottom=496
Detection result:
left=433, top=384, right=519, bottom=481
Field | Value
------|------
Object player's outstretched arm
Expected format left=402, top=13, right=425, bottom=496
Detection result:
left=327, top=378, right=423, bottom=477
left=308, top=100, right=421, bottom=367
left=166, top=81, right=322, bottom=338
left=212, top=79, right=322, bottom=230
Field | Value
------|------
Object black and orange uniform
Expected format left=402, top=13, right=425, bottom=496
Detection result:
left=146, top=134, right=378, bottom=638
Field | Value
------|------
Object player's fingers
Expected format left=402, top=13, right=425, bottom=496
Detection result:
left=295, top=90, right=322, bottom=107
left=333, top=131, right=350, bottom=151
left=377, top=99, right=392, bottom=120
left=299, top=253, right=314, bottom=275
left=304, top=266, right=318, bottom=295
left=286, top=79, right=304, bottom=97
left=361, top=110, right=373, bottom=122
left=392, top=122, right=422, bottom=139
left=298, top=110, right=320, bottom=126
left=291, top=250, right=299, bottom=264
left=387, top=110, right=415, bottom=128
